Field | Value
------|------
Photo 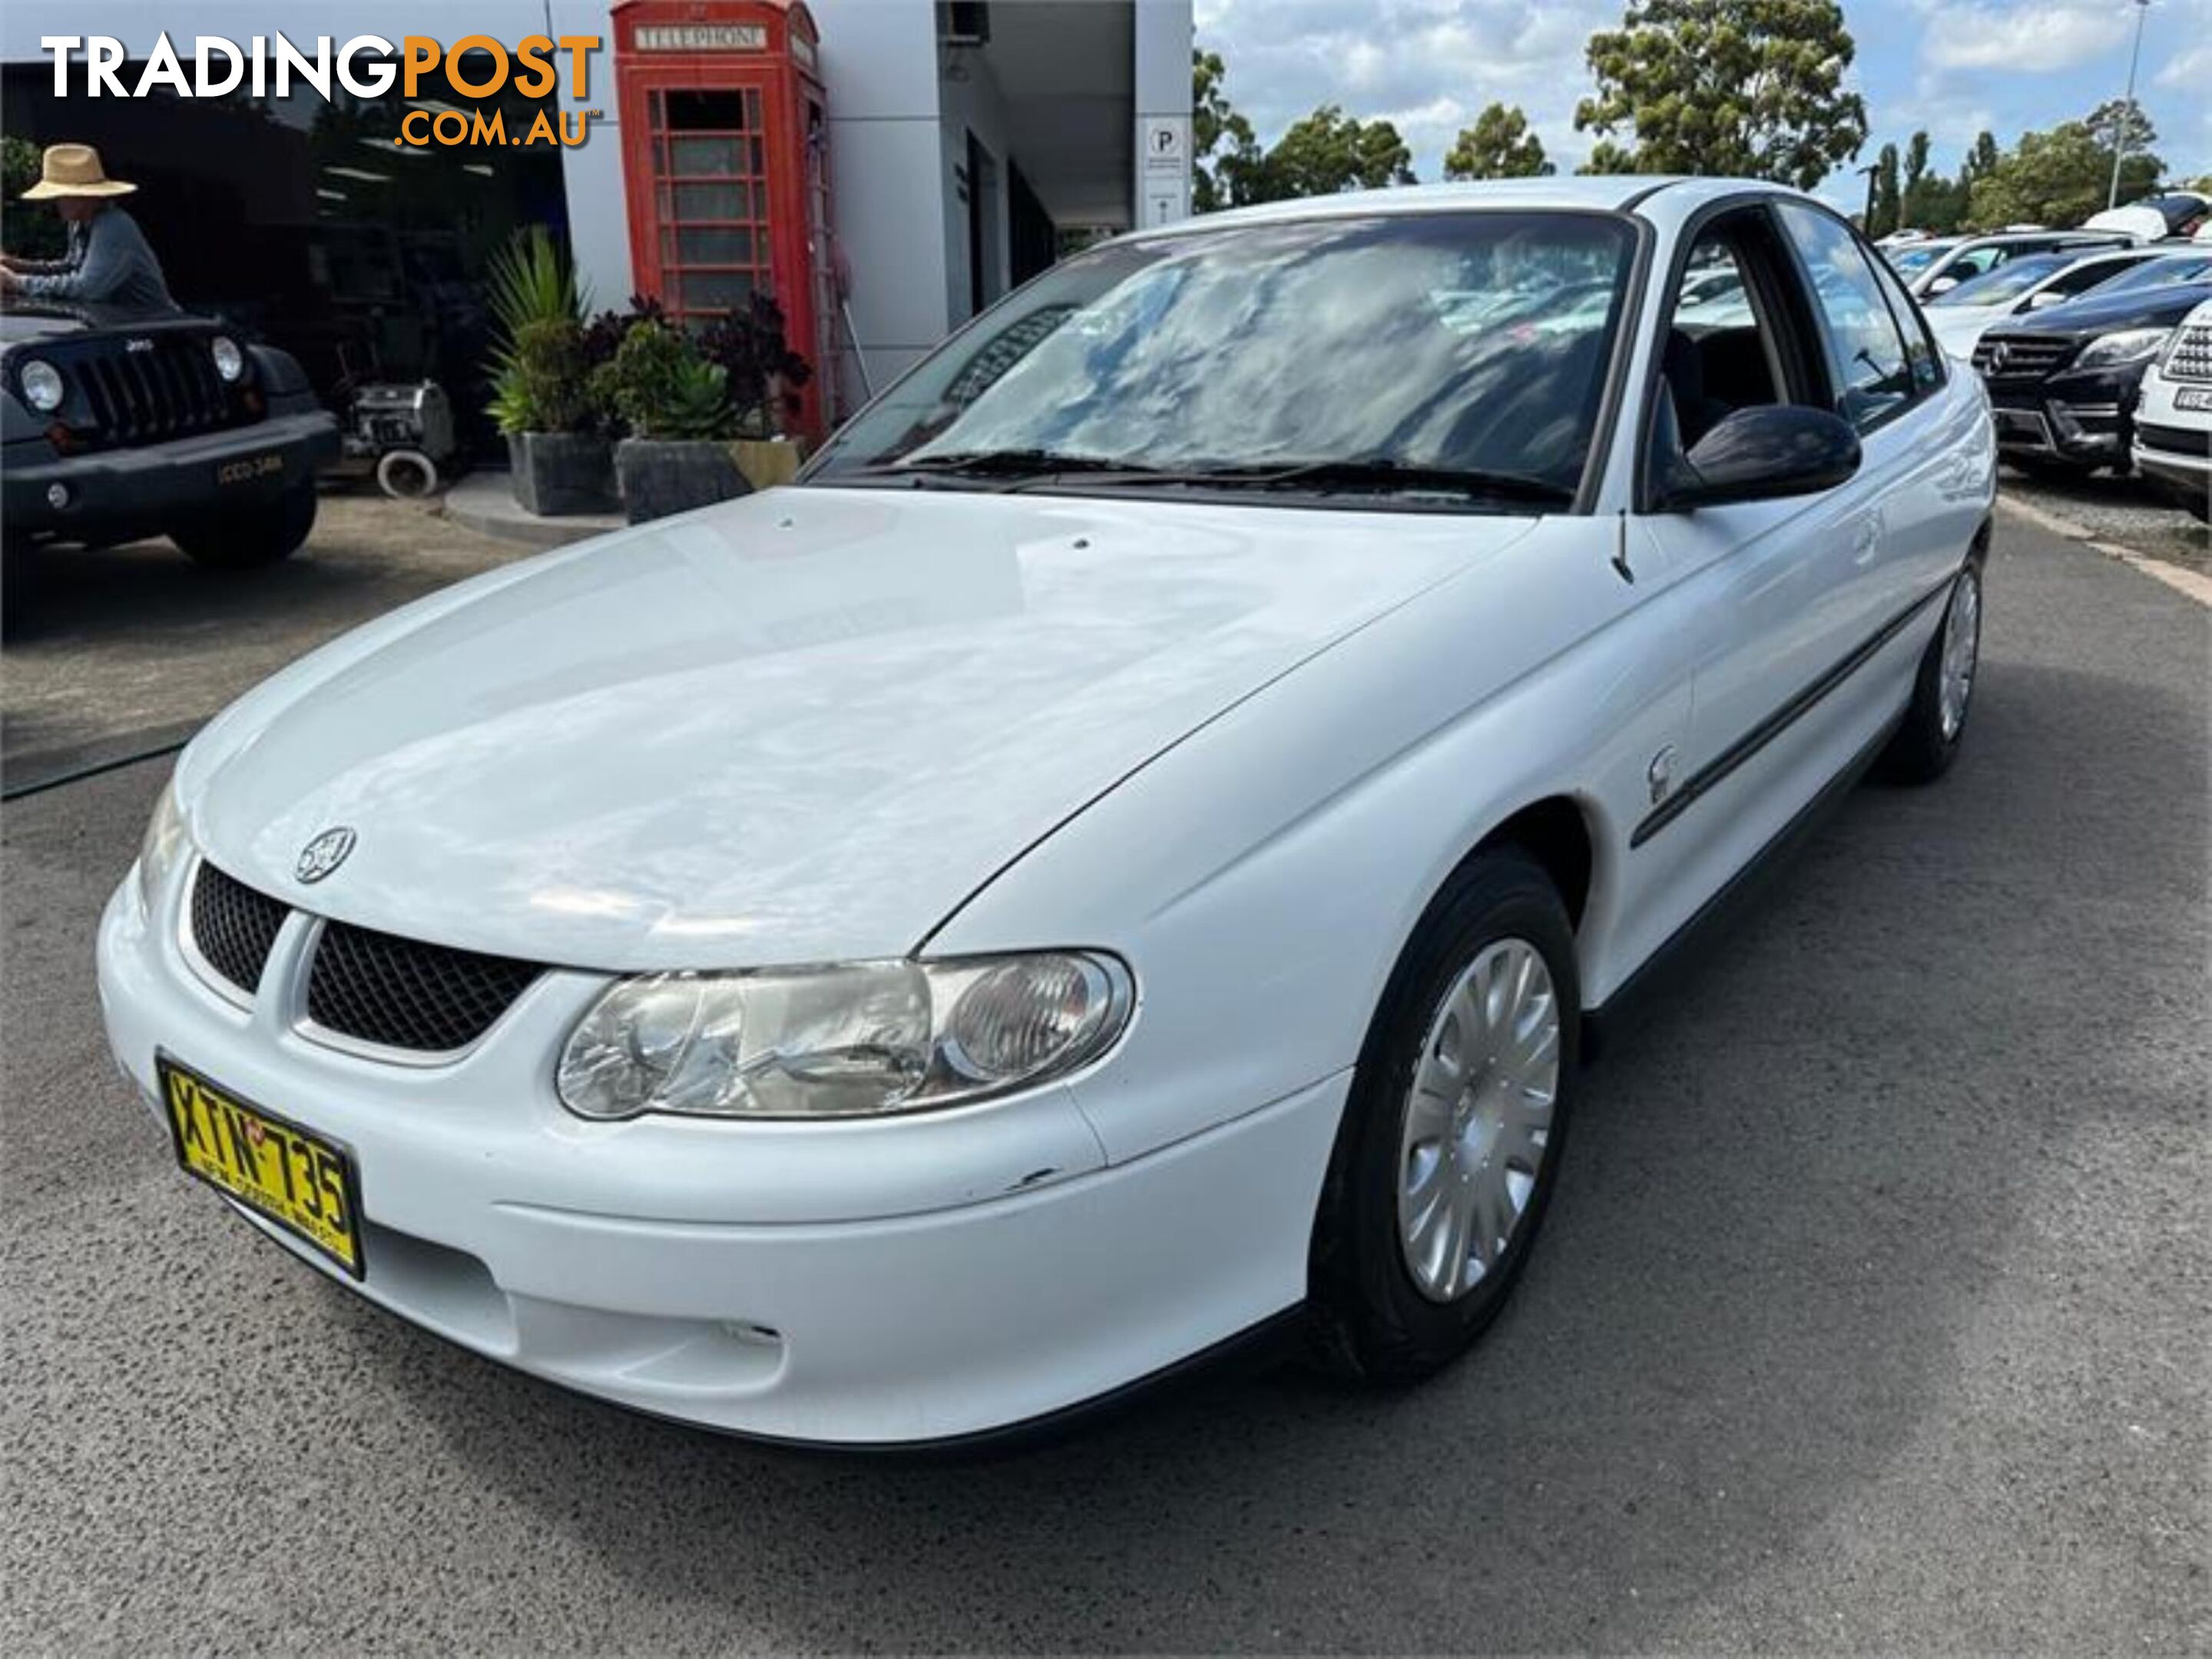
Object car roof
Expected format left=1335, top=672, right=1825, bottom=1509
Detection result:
left=1953, top=230, right=2122, bottom=246
left=1134, top=176, right=1819, bottom=240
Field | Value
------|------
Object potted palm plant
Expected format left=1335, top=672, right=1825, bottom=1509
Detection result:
left=486, top=227, right=616, bottom=516
left=591, top=320, right=750, bottom=525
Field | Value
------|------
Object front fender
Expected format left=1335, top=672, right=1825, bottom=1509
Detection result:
left=929, top=518, right=1685, bottom=1165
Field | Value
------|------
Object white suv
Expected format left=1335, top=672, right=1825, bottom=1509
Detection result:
left=2132, top=298, right=2212, bottom=520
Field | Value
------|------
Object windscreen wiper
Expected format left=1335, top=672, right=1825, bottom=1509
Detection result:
left=1174, top=458, right=1576, bottom=503
left=848, top=450, right=1573, bottom=505
left=865, top=449, right=1158, bottom=481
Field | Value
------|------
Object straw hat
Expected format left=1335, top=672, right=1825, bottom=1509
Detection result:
left=20, top=144, right=137, bottom=200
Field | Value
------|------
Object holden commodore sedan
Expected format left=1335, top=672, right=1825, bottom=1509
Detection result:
left=98, top=178, right=1995, bottom=1447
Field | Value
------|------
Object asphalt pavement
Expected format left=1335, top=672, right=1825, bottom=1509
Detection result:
left=2, top=490, right=530, bottom=791
left=1, top=507, right=2205, bottom=1653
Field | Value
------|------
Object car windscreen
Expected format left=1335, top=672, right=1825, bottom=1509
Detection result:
left=1886, top=243, right=1954, bottom=276
left=808, top=211, right=1637, bottom=505
left=2095, top=253, right=2212, bottom=294
left=1926, top=253, right=2074, bottom=307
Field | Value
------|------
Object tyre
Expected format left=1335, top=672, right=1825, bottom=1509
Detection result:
left=375, top=448, right=440, bottom=500
left=1309, top=848, right=1580, bottom=1383
left=170, top=482, right=317, bottom=571
left=1877, top=555, right=1983, bottom=786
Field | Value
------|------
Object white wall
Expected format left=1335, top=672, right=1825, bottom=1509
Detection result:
left=546, top=0, right=631, bottom=313
left=805, top=0, right=948, bottom=409
left=1132, top=0, right=1192, bottom=227
left=938, top=45, right=1014, bottom=326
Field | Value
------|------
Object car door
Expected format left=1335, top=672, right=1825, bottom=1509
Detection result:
left=1624, top=203, right=1903, bottom=935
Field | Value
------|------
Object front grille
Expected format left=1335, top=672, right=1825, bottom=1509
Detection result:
left=2136, top=421, right=2212, bottom=458
left=1972, top=333, right=2080, bottom=382
left=306, top=922, right=541, bottom=1055
left=189, top=863, right=289, bottom=995
left=66, top=334, right=240, bottom=450
left=2163, top=325, right=2212, bottom=382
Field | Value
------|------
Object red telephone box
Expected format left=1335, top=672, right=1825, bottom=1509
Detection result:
left=613, top=0, right=836, bottom=439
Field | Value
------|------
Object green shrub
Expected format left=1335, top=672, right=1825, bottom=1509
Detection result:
left=591, top=320, right=735, bottom=441
left=491, top=316, right=594, bottom=435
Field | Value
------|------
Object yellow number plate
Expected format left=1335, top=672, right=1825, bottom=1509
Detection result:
left=161, top=1057, right=365, bottom=1277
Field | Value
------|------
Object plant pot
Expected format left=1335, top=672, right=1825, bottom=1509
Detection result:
left=615, top=438, right=751, bottom=525
left=730, top=436, right=806, bottom=491
left=507, top=432, right=616, bottom=516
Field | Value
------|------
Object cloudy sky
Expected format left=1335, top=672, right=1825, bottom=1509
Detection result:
left=1193, top=0, right=2212, bottom=206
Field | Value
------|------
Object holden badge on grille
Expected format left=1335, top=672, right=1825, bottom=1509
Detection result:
left=295, top=826, right=357, bottom=884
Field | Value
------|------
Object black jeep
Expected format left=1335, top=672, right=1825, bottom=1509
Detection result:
left=3, top=302, right=339, bottom=571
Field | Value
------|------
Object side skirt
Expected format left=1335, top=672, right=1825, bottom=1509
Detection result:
left=1581, top=709, right=1904, bottom=1065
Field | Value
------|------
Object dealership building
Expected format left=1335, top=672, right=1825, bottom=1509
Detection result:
left=0, top=0, right=1193, bottom=438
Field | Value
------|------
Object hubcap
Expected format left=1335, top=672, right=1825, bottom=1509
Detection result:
left=1939, top=568, right=1980, bottom=741
left=1396, top=939, right=1560, bottom=1303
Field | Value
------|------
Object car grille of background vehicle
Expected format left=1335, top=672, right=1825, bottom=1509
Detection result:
left=2134, top=422, right=2212, bottom=459
left=305, top=923, right=542, bottom=1055
left=2163, top=325, right=2212, bottom=382
left=187, top=863, right=290, bottom=995
left=71, top=336, right=237, bottom=450
left=1972, top=334, right=2080, bottom=380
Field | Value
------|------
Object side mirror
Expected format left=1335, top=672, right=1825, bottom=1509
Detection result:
left=1654, top=406, right=1862, bottom=512
left=1927, top=275, right=1960, bottom=295
left=2026, top=290, right=2068, bottom=309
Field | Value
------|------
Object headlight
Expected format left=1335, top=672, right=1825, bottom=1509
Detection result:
left=135, top=779, right=190, bottom=914
left=18, top=358, right=65, bottom=412
left=210, top=336, right=245, bottom=382
left=2075, top=328, right=2172, bottom=369
left=557, top=952, right=1134, bottom=1121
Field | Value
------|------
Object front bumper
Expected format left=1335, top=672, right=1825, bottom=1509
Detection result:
left=2131, top=375, right=2212, bottom=498
left=3, top=404, right=339, bottom=545
left=1986, top=364, right=2149, bottom=465
left=2132, top=427, right=2212, bottom=496
left=95, top=866, right=1343, bottom=1446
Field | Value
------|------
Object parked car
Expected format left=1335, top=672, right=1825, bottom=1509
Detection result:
left=1972, top=273, right=2212, bottom=475
left=98, top=178, right=1995, bottom=1447
left=1923, top=247, right=2174, bottom=359
left=2, top=301, right=338, bottom=574
left=1903, top=230, right=2134, bottom=298
left=2131, top=298, right=2212, bottom=520
left=1883, top=236, right=1964, bottom=284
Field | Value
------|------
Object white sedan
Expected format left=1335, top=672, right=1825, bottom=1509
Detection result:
left=98, top=178, right=1996, bottom=1447
left=1922, top=246, right=2172, bottom=360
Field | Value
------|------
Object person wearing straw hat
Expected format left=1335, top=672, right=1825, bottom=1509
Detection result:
left=0, top=143, right=174, bottom=313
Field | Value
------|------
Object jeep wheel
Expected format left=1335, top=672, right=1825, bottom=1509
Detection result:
left=171, top=483, right=318, bottom=571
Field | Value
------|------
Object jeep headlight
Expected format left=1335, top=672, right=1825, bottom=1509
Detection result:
left=18, top=358, right=64, bottom=412
left=556, top=952, right=1134, bottom=1121
left=2075, top=327, right=2171, bottom=369
left=210, top=336, right=245, bottom=383
left=135, top=778, right=190, bottom=914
